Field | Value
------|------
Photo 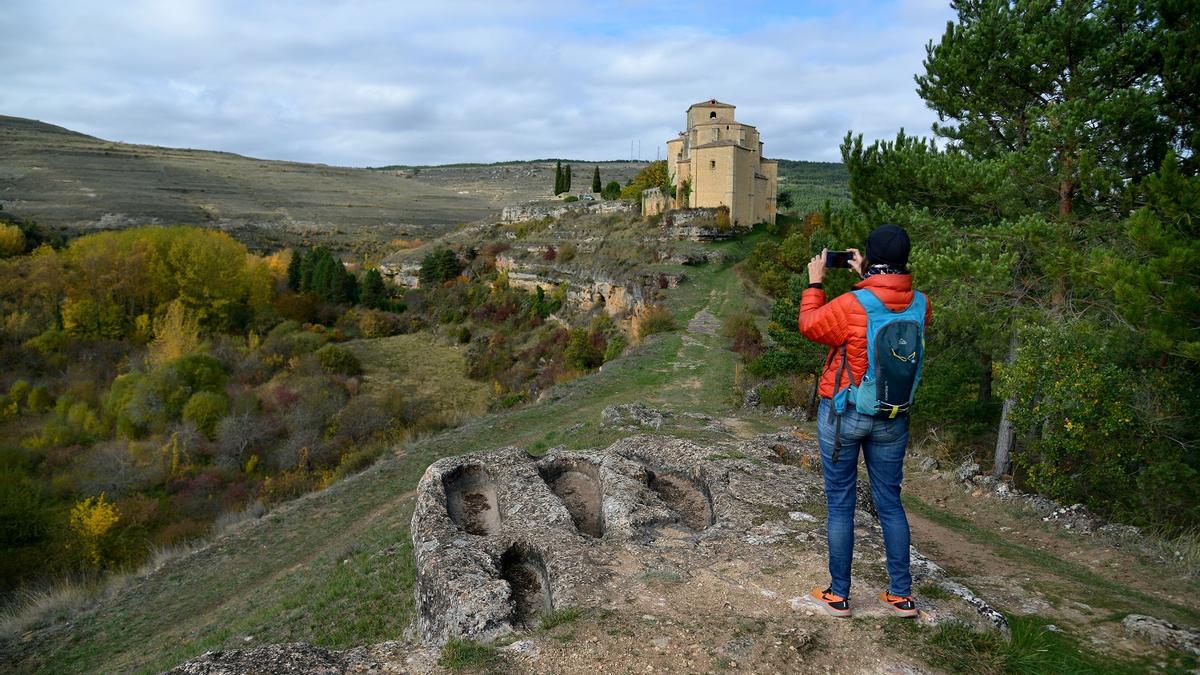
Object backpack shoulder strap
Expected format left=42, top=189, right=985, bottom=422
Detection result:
left=851, top=288, right=886, bottom=314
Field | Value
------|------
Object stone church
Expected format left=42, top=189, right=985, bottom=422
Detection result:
left=645, top=99, right=778, bottom=227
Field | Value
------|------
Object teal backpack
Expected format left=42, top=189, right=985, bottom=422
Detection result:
left=828, top=288, right=927, bottom=462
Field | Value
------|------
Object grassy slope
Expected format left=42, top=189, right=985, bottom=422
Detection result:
left=1, top=233, right=768, bottom=674
left=0, top=116, right=492, bottom=250
left=343, top=334, right=491, bottom=421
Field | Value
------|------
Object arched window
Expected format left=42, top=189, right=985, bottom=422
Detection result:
left=709, top=111, right=717, bottom=119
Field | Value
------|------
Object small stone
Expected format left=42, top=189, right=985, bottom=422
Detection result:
left=642, top=614, right=657, bottom=622
left=805, top=611, right=814, bottom=617
left=652, top=638, right=670, bottom=649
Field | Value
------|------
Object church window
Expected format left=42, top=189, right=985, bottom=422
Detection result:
left=709, top=160, right=716, bottom=169
left=709, top=111, right=716, bottom=119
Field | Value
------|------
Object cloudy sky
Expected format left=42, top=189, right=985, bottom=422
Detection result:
left=1, top=0, right=955, bottom=167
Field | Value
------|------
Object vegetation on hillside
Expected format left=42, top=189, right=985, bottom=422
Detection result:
left=738, top=0, right=1199, bottom=532
left=0, top=221, right=632, bottom=599
left=620, top=160, right=671, bottom=200
left=773, top=160, right=850, bottom=216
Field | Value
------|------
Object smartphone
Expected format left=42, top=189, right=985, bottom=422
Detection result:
left=825, top=250, right=853, bottom=269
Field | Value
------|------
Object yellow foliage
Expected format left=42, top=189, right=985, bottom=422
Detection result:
left=263, top=249, right=291, bottom=280
left=0, top=224, right=25, bottom=257
left=133, top=313, right=152, bottom=342
left=149, top=299, right=201, bottom=366
left=160, top=432, right=191, bottom=475
left=58, top=226, right=275, bottom=336
left=70, top=493, right=120, bottom=566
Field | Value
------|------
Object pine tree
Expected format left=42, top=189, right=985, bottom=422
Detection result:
left=361, top=268, right=387, bottom=309
left=298, top=248, right=315, bottom=291
left=286, top=249, right=303, bottom=291
left=592, top=166, right=601, bottom=193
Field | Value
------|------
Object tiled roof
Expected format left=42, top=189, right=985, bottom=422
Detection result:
left=687, top=99, right=735, bottom=109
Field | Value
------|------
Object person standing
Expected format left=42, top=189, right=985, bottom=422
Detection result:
left=797, top=224, right=932, bottom=618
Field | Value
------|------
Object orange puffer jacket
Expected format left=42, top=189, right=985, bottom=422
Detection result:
left=798, top=274, right=932, bottom=399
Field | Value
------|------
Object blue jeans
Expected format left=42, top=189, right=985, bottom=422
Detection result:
left=816, top=397, right=911, bottom=598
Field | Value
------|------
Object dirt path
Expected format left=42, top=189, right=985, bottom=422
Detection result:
left=903, top=462, right=1199, bottom=663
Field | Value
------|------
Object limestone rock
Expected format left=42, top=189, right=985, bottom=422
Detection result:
left=165, top=641, right=413, bottom=675
left=954, top=458, right=980, bottom=483
left=601, top=403, right=666, bottom=430
left=408, top=433, right=1006, bottom=648
left=1122, top=614, right=1200, bottom=656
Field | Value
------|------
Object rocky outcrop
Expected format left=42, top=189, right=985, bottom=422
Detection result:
left=501, top=199, right=636, bottom=223
left=600, top=403, right=667, bottom=430
left=1122, top=614, right=1200, bottom=656
left=408, top=432, right=1004, bottom=647
left=660, top=208, right=747, bottom=241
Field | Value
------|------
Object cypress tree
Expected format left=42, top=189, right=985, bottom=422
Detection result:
left=565, top=164, right=572, bottom=192
left=554, top=160, right=563, bottom=194
left=592, top=166, right=601, bottom=193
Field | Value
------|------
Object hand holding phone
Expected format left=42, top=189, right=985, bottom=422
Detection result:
left=825, top=250, right=853, bottom=269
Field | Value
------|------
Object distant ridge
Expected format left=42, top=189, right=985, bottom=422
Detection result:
left=0, top=115, right=494, bottom=252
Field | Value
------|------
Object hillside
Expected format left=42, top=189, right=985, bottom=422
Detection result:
left=2, top=230, right=1195, bottom=674
left=0, top=116, right=493, bottom=254
left=0, top=116, right=843, bottom=257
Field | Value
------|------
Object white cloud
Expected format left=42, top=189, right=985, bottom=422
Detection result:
left=0, top=0, right=956, bottom=165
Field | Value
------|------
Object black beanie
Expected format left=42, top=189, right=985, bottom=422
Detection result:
left=866, top=223, right=910, bottom=268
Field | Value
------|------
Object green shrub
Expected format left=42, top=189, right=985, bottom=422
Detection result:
left=604, top=335, right=627, bottom=362
left=182, top=391, right=230, bottom=439
left=357, top=309, right=404, bottom=338
left=0, top=471, right=52, bottom=546
left=26, top=385, right=53, bottom=413
left=494, top=391, right=527, bottom=409
left=563, top=328, right=603, bottom=371
left=722, top=312, right=763, bottom=360
left=314, top=344, right=363, bottom=376
left=638, top=305, right=677, bottom=337
left=715, top=205, right=732, bottom=230
left=759, top=379, right=801, bottom=408
left=8, top=380, right=30, bottom=408
left=333, top=445, right=386, bottom=480
left=1000, top=320, right=1200, bottom=529
left=172, top=354, right=227, bottom=394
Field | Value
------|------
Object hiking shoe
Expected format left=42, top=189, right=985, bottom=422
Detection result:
left=810, top=587, right=851, bottom=617
left=880, top=592, right=918, bottom=618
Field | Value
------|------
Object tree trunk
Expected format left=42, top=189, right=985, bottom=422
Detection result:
left=992, top=334, right=1018, bottom=478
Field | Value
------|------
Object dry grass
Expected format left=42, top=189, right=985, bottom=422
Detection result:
left=343, top=333, right=491, bottom=419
